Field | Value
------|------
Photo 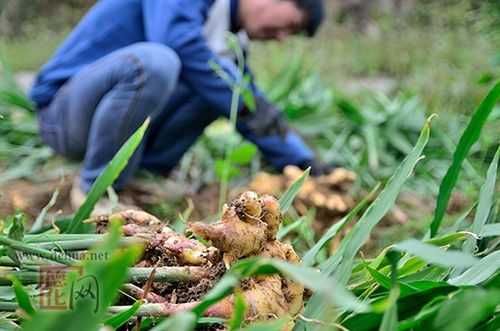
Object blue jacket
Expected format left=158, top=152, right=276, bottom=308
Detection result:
left=30, top=0, right=254, bottom=113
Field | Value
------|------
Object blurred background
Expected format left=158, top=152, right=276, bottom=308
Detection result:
left=1, top=0, right=499, bottom=111
left=0, top=0, right=499, bottom=249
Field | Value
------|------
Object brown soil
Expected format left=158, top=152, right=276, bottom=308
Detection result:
left=0, top=170, right=469, bottom=251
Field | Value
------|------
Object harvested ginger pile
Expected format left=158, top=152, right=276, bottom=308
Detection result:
left=96, top=191, right=304, bottom=328
left=250, top=165, right=357, bottom=233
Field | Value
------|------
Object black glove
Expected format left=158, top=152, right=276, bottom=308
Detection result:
left=240, top=96, right=289, bottom=138
left=299, top=158, right=337, bottom=176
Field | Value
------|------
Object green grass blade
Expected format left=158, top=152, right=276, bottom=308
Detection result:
left=463, top=147, right=499, bottom=253
left=66, top=118, right=150, bottom=233
left=328, top=117, right=432, bottom=278
left=9, top=276, right=36, bottom=317
left=240, top=318, right=290, bottom=331
left=432, top=288, right=500, bottom=331
left=430, top=81, right=500, bottom=237
left=481, top=223, right=500, bottom=237
left=378, top=253, right=400, bottom=331
left=298, top=118, right=431, bottom=330
left=448, top=251, right=500, bottom=286
left=104, top=300, right=142, bottom=329
left=0, top=90, right=35, bottom=112
left=228, top=292, right=246, bottom=331
left=277, top=216, right=307, bottom=241
left=279, top=167, right=310, bottom=214
left=150, top=312, right=197, bottom=331
left=394, top=239, right=478, bottom=268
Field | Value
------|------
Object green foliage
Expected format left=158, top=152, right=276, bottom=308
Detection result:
left=430, top=81, right=500, bottom=237
left=9, top=276, right=35, bottom=317
left=462, top=147, right=499, bottom=253
left=66, top=118, right=150, bottom=234
left=228, top=292, right=247, bottom=331
left=104, top=300, right=142, bottom=329
left=0, top=60, right=51, bottom=183
left=6, top=214, right=24, bottom=266
left=21, top=222, right=141, bottom=331
left=215, top=143, right=257, bottom=182
left=393, top=239, right=478, bottom=268
left=278, top=167, right=310, bottom=214
left=297, top=115, right=431, bottom=330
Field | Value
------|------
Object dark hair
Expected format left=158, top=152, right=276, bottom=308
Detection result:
left=294, top=0, right=324, bottom=36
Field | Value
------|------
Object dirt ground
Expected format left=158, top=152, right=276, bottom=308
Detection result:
left=0, top=168, right=469, bottom=254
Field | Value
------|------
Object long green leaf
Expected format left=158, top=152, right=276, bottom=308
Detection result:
left=433, top=288, right=500, bottom=331
left=0, top=88, right=34, bottom=111
left=481, top=223, right=500, bottom=237
left=104, top=300, right=142, bottom=328
left=279, top=167, right=310, bottom=214
left=378, top=253, right=400, bottom=331
left=228, top=292, right=246, bottom=331
left=448, top=251, right=500, bottom=286
left=240, top=318, right=290, bottom=331
left=394, top=239, right=478, bottom=268
left=9, top=276, right=36, bottom=317
left=430, top=81, right=500, bottom=237
left=463, top=147, right=499, bottom=253
left=66, top=118, right=150, bottom=233
left=150, top=312, right=197, bottom=331
left=298, top=117, right=431, bottom=330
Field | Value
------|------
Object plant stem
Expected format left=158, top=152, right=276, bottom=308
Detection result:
left=0, top=302, right=17, bottom=312
left=24, top=234, right=103, bottom=243
left=0, top=236, right=75, bottom=265
left=127, top=266, right=208, bottom=283
left=0, top=270, right=39, bottom=285
left=0, top=266, right=208, bottom=285
left=108, top=302, right=198, bottom=317
left=218, top=86, right=241, bottom=212
left=32, top=237, right=144, bottom=250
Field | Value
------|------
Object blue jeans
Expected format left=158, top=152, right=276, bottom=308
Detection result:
left=37, top=42, right=313, bottom=192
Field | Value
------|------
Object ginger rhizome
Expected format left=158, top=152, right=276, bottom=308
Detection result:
left=189, top=191, right=304, bottom=323
left=98, top=191, right=304, bottom=327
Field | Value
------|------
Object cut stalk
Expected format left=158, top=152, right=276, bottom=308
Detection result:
left=0, top=302, right=197, bottom=315
left=0, top=236, right=75, bottom=265
left=0, top=302, right=17, bottom=312
left=32, top=237, right=145, bottom=251
left=0, top=266, right=208, bottom=285
left=108, top=302, right=198, bottom=317
left=24, top=234, right=104, bottom=243
left=127, top=266, right=208, bottom=283
left=0, top=270, right=39, bottom=285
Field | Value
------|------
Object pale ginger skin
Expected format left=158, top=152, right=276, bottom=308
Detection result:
left=250, top=165, right=356, bottom=217
left=189, top=205, right=267, bottom=266
left=102, top=192, right=305, bottom=328
left=190, top=191, right=304, bottom=325
left=99, top=210, right=216, bottom=266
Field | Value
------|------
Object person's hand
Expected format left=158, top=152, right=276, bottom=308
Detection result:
left=240, top=95, right=288, bottom=138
